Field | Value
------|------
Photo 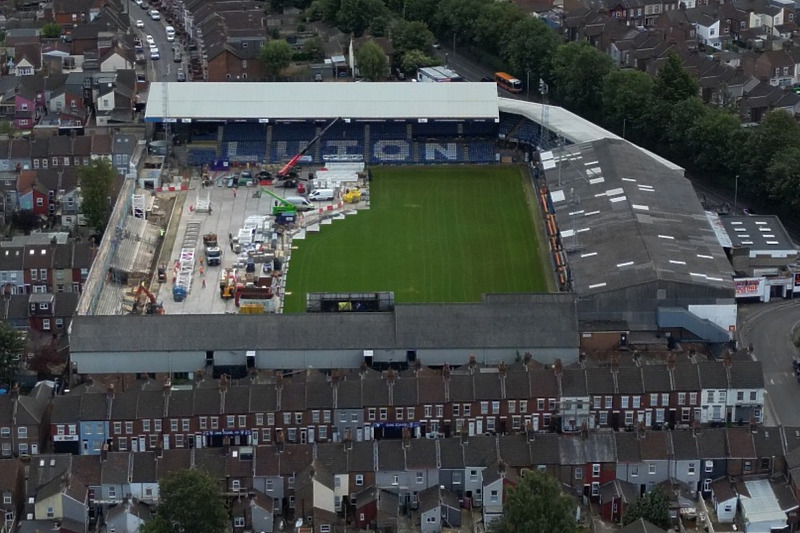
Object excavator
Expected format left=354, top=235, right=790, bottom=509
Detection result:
left=275, top=117, right=341, bottom=180
left=132, top=282, right=165, bottom=315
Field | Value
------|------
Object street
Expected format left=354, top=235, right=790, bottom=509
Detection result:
left=124, top=2, right=180, bottom=82
left=738, top=300, right=800, bottom=427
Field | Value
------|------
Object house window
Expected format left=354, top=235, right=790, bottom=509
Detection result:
left=396, top=408, right=404, bottom=420
left=262, top=429, right=270, bottom=442
left=368, top=408, right=376, bottom=421
left=154, top=420, right=162, bottom=432
left=33, top=159, right=39, bottom=169
left=266, top=479, right=273, bottom=491
left=592, top=463, right=600, bottom=477
left=744, top=461, right=751, bottom=472
left=379, top=408, right=387, bottom=420
left=182, top=419, right=190, bottom=431
left=227, top=416, right=235, bottom=427
left=489, top=490, right=499, bottom=503
left=39, top=269, right=47, bottom=280
left=42, top=159, right=48, bottom=169
left=312, top=411, right=320, bottom=423
left=575, top=468, right=583, bottom=480
left=355, top=475, right=364, bottom=486
left=170, top=419, right=178, bottom=432
left=232, top=480, right=240, bottom=491
left=42, top=319, right=50, bottom=330
left=621, top=396, right=629, bottom=409
left=2, top=494, right=10, bottom=504
left=520, top=400, right=527, bottom=413
left=435, top=405, right=444, bottom=418
left=17, top=426, right=27, bottom=439
left=491, top=401, right=500, bottom=414
left=649, top=464, right=656, bottom=475
left=234, top=517, right=245, bottom=527
left=631, top=466, right=639, bottom=477
left=416, top=472, right=424, bottom=483
left=125, top=422, right=133, bottom=434
left=453, top=472, right=462, bottom=484
left=52, top=157, right=58, bottom=166
left=690, top=392, right=698, bottom=405
left=480, top=402, right=488, bottom=414
left=486, top=417, right=495, bottom=432
left=706, top=391, right=714, bottom=403
left=625, top=411, right=633, bottom=425
left=650, top=393, right=658, bottom=406
left=64, top=157, right=69, bottom=166
left=632, top=396, right=641, bottom=409
left=599, top=412, right=607, bottom=426
left=210, top=417, right=219, bottom=429
left=47, top=507, right=54, bottom=519
left=143, top=420, right=151, bottom=432
left=750, top=391, right=757, bottom=401
left=462, top=405, right=469, bottom=416
left=678, top=393, right=686, bottom=405
left=705, top=460, right=713, bottom=472
left=287, top=428, right=296, bottom=442
left=118, top=438, right=127, bottom=451
left=323, top=410, right=331, bottom=423
left=688, top=463, right=696, bottom=475
left=238, top=415, right=246, bottom=427
left=703, top=478, right=711, bottom=491
left=682, top=408, right=690, bottom=421
left=737, top=391, right=744, bottom=401
left=267, top=413, right=275, bottom=425
left=256, top=413, right=264, bottom=426
left=392, top=475, right=399, bottom=485
left=538, top=399, right=545, bottom=410
left=199, top=417, right=207, bottom=430
left=318, top=426, right=327, bottom=440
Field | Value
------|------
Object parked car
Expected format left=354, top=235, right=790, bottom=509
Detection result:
left=149, top=9, right=160, bottom=20
left=146, top=35, right=155, bottom=46
left=174, top=51, right=182, bottom=63
left=136, top=19, right=144, bottom=28
left=177, top=71, right=186, bottom=82
left=150, top=49, right=160, bottom=60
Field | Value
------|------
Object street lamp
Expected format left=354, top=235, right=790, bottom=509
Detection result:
left=526, top=69, right=531, bottom=100
left=445, top=53, right=448, bottom=68
left=734, top=174, right=739, bottom=214
left=622, top=118, right=627, bottom=140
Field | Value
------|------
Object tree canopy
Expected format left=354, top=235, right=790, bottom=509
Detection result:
left=77, top=158, right=116, bottom=234
left=0, top=321, right=24, bottom=388
left=40, top=23, right=62, bottom=39
left=140, top=469, right=228, bottom=533
left=355, top=41, right=389, bottom=81
left=623, top=487, right=670, bottom=529
left=259, top=39, right=293, bottom=79
left=490, top=469, right=577, bottom=533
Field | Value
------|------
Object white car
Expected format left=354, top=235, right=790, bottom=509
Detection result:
left=134, top=0, right=143, bottom=5
left=135, top=19, right=144, bottom=28
left=149, top=9, right=160, bottom=20
left=150, top=48, right=160, bottom=60
left=145, top=35, right=155, bottom=46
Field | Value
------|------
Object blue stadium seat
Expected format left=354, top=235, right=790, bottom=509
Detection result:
left=370, top=121, right=407, bottom=140
left=272, top=122, right=318, bottom=142
left=187, top=148, right=217, bottom=166
left=413, top=121, right=459, bottom=138
left=497, top=112, right=520, bottom=138
left=461, top=121, right=496, bottom=137
left=222, top=123, right=267, bottom=142
left=467, top=142, right=496, bottom=163
left=369, top=139, right=411, bottom=164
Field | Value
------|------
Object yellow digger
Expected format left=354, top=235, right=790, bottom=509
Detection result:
left=342, top=188, right=362, bottom=204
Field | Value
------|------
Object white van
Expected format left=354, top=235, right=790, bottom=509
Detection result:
left=309, top=188, right=335, bottom=201
left=285, top=196, right=313, bottom=211
left=165, top=26, right=175, bottom=41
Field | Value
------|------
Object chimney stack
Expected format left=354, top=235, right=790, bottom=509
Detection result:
left=468, top=354, right=477, bottom=374
left=275, top=372, right=283, bottom=389
left=498, top=361, right=507, bottom=377
left=106, top=383, right=115, bottom=400
left=667, top=353, right=676, bottom=370
left=723, top=352, right=732, bottom=368
left=402, top=427, right=411, bottom=448
left=413, top=358, right=422, bottom=374
left=442, top=363, right=451, bottom=381
left=523, top=352, right=532, bottom=368
left=163, top=377, right=171, bottom=396
left=386, top=367, right=396, bottom=385
left=220, top=374, right=229, bottom=392
left=553, top=358, right=563, bottom=377
left=360, top=360, right=367, bottom=378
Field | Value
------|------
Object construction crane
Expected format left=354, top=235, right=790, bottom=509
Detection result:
left=276, top=117, right=341, bottom=179
left=132, top=282, right=165, bottom=315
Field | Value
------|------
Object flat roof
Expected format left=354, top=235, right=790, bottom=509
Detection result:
left=741, top=479, right=787, bottom=526
left=144, top=82, right=500, bottom=122
left=721, top=215, right=797, bottom=256
left=69, top=293, right=579, bottom=353
left=544, top=138, right=735, bottom=295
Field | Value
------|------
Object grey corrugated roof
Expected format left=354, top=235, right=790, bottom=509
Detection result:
left=545, top=138, right=735, bottom=296
left=145, top=82, right=500, bottom=122
left=71, top=294, right=579, bottom=352
left=721, top=215, right=795, bottom=254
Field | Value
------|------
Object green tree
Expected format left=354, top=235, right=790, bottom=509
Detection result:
left=664, top=96, right=707, bottom=163
left=490, top=470, right=577, bottom=533
left=302, top=36, right=325, bottom=62
left=740, top=109, right=800, bottom=194
left=432, top=0, right=483, bottom=45
left=391, top=20, right=435, bottom=58
left=141, top=469, right=228, bottom=533
left=601, top=69, right=654, bottom=144
left=692, top=107, right=743, bottom=176
left=40, top=23, right=62, bottom=39
left=654, top=52, right=698, bottom=104
left=0, top=322, right=24, bottom=388
left=550, top=42, right=613, bottom=120
left=500, top=17, right=560, bottom=94
left=336, top=0, right=389, bottom=37
left=623, top=488, right=670, bottom=529
left=78, top=159, right=115, bottom=233
left=259, top=39, right=293, bottom=79
left=474, top=1, right=524, bottom=57
left=356, top=41, right=389, bottom=80
left=399, top=49, right=438, bottom=74
left=765, top=147, right=800, bottom=210
left=0, top=120, right=15, bottom=137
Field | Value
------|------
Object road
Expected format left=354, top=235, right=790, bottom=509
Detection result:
left=738, top=300, right=800, bottom=427
left=124, top=2, right=181, bottom=82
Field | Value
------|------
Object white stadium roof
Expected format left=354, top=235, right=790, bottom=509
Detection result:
left=145, top=82, right=500, bottom=122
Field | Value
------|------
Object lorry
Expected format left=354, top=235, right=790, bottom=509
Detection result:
left=203, top=233, right=222, bottom=266
left=416, top=66, right=463, bottom=83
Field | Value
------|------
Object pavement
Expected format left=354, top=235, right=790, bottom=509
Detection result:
left=737, top=299, right=800, bottom=427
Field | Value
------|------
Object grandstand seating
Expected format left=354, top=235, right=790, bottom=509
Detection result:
left=460, top=121, right=496, bottom=137
left=222, top=123, right=266, bottom=142
left=467, top=142, right=497, bottom=163
left=222, top=141, right=266, bottom=163
left=369, top=121, right=408, bottom=140
left=413, top=121, right=459, bottom=138
left=187, top=147, right=217, bottom=166
left=369, top=139, right=411, bottom=164
left=513, top=119, right=541, bottom=145
left=271, top=122, right=317, bottom=142
left=497, top=112, right=520, bottom=138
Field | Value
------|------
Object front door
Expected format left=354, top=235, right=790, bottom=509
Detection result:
left=476, top=418, right=483, bottom=435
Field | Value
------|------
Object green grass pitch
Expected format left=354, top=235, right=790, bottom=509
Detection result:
left=283, top=165, right=551, bottom=312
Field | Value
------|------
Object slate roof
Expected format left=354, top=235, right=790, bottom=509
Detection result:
left=619, top=518, right=667, bottom=533
left=670, top=430, right=699, bottom=461
left=498, top=435, right=531, bottom=467
left=616, top=366, right=645, bottom=394
left=101, top=452, right=131, bottom=485
left=641, top=365, right=671, bottom=392
left=462, top=436, right=498, bottom=468
left=438, top=438, right=464, bottom=469
left=529, top=433, right=562, bottom=465
left=640, top=431, right=670, bottom=460
left=697, top=428, right=728, bottom=459
left=615, top=431, right=643, bottom=463
left=726, top=427, right=756, bottom=459
left=561, top=368, right=588, bottom=397
left=697, top=362, right=729, bottom=389
left=671, top=363, right=700, bottom=390
left=405, top=439, right=437, bottom=469
left=752, top=427, right=784, bottom=458
left=586, top=368, right=616, bottom=395
left=729, top=361, right=765, bottom=389
left=377, top=440, right=405, bottom=472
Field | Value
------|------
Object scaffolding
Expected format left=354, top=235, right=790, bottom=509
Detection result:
left=173, top=221, right=200, bottom=301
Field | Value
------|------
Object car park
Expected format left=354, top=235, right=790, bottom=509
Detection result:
left=136, top=19, right=144, bottom=28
